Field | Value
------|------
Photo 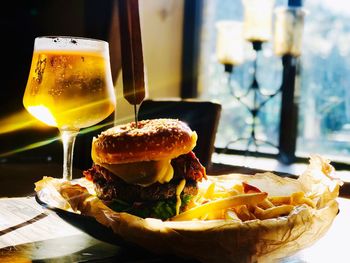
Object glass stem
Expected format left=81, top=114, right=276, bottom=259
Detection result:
left=61, top=130, right=79, bottom=181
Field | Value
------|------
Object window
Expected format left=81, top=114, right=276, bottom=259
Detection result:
left=197, top=0, right=350, bottom=165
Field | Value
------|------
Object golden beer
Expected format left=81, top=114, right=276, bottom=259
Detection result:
left=23, top=36, right=116, bottom=181
left=23, top=38, right=116, bottom=130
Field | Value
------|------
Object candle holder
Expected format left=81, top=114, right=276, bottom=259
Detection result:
left=225, top=40, right=281, bottom=153
left=222, top=0, right=278, bottom=153
left=274, top=4, right=307, bottom=163
left=216, top=1, right=306, bottom=160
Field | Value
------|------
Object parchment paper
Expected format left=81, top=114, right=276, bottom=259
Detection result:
left=35, top=155, right=342, bottom=263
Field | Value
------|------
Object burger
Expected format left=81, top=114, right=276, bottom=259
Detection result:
left=83, top=118, right=207, bottom=220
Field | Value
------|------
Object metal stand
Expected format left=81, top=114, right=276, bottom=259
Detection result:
left=225, top=41, right=281, bottom=154
left=278, top=55, right=299, bottom=164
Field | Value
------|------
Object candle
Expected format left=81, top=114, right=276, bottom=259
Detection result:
left=216, top=21, right=244, bottom=66
left=273, top=6, right=306, bottom=57
left=242, top=0, right=275, bottom=42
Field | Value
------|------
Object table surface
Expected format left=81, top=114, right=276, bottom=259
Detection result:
left=0, top=161, right=349, bottom=263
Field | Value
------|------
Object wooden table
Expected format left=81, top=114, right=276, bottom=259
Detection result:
left=0, top=162, right=349, bottom=263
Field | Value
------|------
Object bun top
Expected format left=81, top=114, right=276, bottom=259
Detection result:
left=92, top=118, right=197, bottom=164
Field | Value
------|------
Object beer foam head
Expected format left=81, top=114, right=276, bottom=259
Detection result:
left=34, top=36, right=109, bottom=54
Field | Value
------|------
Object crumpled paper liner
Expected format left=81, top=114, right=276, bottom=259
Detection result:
left=35, top=156, right=342, bottom=263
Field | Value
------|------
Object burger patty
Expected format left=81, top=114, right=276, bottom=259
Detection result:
left=85, top=165, right=198, bottom=202
left=84, top=152, right=205, bottom=202
left=171, top=151, right=207, bottom=182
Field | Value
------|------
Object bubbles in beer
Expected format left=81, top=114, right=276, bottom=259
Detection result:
left=23, top=49, right=115, bottom=129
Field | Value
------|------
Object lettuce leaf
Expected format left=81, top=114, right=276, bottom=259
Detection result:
left=107, top=195, right=192, bottom=220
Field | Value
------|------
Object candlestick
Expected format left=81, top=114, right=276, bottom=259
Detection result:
left=215, top=0, right=307, bottom=159
left=224, top=41, right=280, bottom=153
left=216, top=21, right=244, bottom=69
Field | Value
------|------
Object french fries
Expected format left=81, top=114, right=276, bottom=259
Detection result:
left=170, top=181, right=318, bottom=222
left=254, top=205, right=294, bottom=220
left=171, top=192, right=267, bottom=221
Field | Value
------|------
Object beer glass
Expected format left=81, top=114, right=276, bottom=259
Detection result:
left=23, top=36, right=116, bottom=180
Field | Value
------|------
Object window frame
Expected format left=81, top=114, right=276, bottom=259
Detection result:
left=180, top=0, right=350, bottom=171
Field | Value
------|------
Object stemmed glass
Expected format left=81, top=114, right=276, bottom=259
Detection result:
left=23, top=36, right=116, bottom=181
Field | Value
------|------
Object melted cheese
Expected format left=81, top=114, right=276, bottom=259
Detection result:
left=92, top=148, right=174, bottom=186
left=175, top=179, right=186, bottom=215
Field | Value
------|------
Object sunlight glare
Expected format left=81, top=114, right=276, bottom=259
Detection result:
left=0, top=109, right=48, bottom=135
left=26, top=105, right=57, bottom=127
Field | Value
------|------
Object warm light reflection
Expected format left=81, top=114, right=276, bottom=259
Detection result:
left=0, top=102, right=136, bottom=158
left=0, top=137, right=59, bottom=158
left=0, top=254, right=32, bottom=263
left=25, top=98, right=116, bottom=130
left=0, top=97, right=116, bottom=136
left=27, top=105, right=57, bottom=127
left=0, top=91, right=138, bottom=158
left=0, top=110, right=48, bottom=135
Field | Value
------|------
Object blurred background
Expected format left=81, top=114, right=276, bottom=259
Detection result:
left=1, top=0, right=349, bottom=173
left=199, top=0, right=350, bottom=167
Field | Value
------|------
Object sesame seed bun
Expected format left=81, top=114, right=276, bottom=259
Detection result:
left=92, top=119, right=198, bottom=164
